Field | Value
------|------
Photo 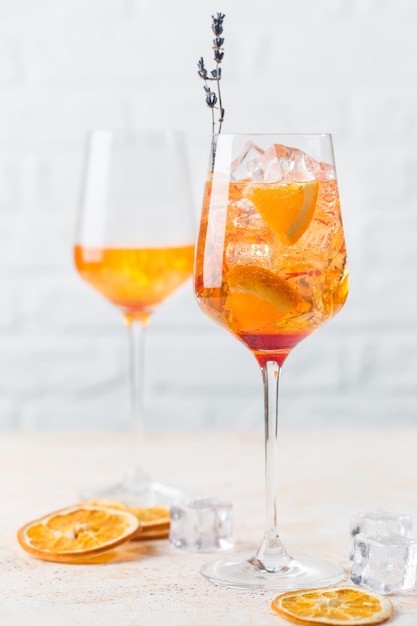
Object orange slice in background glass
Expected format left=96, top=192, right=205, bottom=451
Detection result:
left=227, top=264, right=310, bottom=315
left=245, top=180, right=319, bottom=245
left=271, top=586, right=393, bottom=625
left=17, top=504, right=140, bottom=563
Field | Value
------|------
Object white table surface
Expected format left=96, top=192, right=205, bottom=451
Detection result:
left=1, top=428, right=416, bottom=625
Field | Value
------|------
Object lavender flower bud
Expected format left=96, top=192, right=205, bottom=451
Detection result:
left=212, top=12, right=225, bottom=36
left=197, top=57, right=208, bottom=79
left=214, top=49, right=224, bottom=63
left=206, top=92, right=217, bottom=107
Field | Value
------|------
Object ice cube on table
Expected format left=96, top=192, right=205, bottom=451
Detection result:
left=349, top=509, right=413, bottom=559
left=247, top=144, right=336, bottom=183
left=169, top=497, right=233, bottom=552
left=351, top=532, right=417, bottom=594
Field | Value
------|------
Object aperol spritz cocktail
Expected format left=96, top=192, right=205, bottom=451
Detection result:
left=194, top=133, right=348, bottom=589
left=196, top=152, right=347, bottom=367
left=74, top=129, right=195, bottom=505
left=74, top=245, right=194, bottom=325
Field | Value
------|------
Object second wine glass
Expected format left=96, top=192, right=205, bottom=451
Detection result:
left=74, top=129, right=195, bottom=505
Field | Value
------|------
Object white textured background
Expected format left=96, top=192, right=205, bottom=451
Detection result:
left=0, top=0, right=416, bottom=431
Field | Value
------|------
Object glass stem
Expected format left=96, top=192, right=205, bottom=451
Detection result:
left=252, top=360, right=293, bottom=572
left=124, top=316, right=149, bottom=483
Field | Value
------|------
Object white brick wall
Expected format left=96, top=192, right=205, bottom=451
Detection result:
left=0, top=0, right=416, bottom=430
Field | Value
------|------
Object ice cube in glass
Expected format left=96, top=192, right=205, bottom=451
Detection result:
left=230, top=141, right=264, bottom=181
left=247, top=143, right=335, bottom=183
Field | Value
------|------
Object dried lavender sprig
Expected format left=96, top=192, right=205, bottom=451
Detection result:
left=211, top=12, right=225, bottom=133
left=197, top=57, right=217, bottom=135
left=197, top=12, right=226, bottom=136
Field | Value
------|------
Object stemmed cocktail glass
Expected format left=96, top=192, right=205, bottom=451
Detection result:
left=194, top=133, right=348, bottom=589
left=74, top=129, right=195, bottom=505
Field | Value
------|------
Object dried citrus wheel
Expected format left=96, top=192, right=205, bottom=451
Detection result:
left=82, top=499, right=130, bottom=511
left=130, top=506, right=170, bottom=540
left=271, top=586, right=393, bottom=625
left=227, top=264, right=310, bottom=315
left=17, top=505, right=140, bottom=563
left=129, top=506, right=170, bottom=525
left=83, top=500, right=170, bottom=540
left=245, top=180, right=319, bottom=245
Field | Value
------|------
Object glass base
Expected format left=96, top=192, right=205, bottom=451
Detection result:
left=201, top=552, right=344, bottom=590
left=80, top=479, right=188, bottom=508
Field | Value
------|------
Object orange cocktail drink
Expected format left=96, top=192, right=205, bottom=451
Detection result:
left=195, top=145, right=348, bottom=368
left=75, top=245, right=195, bottom=324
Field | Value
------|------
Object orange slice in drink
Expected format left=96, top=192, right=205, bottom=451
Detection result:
left=332, top=271, right=349, bottom=316
left=271, top=586, right=393, bottom=625
left=245, top=180, right=319, bottom=245
left=227, top=264, right=309, bottom=315
left=17, top=504, right=140, bottom=562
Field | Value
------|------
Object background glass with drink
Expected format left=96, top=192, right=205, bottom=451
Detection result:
left=74, top=129, right=195, bottom=504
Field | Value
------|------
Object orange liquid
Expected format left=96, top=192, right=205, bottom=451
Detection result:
left=75, top=245, right=194, bottom=323
left=195, top=178, right=348, bottom=366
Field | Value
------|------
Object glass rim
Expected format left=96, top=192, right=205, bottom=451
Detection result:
left=84, top=127, right=187, bottom=139
left=211, top=132, right=333, bottom=138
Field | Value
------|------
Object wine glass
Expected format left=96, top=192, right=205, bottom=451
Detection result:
left=194, top=133, right=349, bottom=589
left=74, top=129, right=195, bottom=506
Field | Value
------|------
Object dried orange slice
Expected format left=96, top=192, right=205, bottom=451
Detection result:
left=227, top=264, right=310, bottom=315
left=83, top=501, right=170, bottom=540
left=82, top=499, right=130, bottom=511
left=245, top=180, right=319, bottom=245
left=129, top=506, right=170, bottom=525
left=271, top=586, right=393, bottom=625
left=130, top=506, right=170, bottom=540
left=134, top=526, right=170, bottom=541
left=17, top=504, right=140, bottom=563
